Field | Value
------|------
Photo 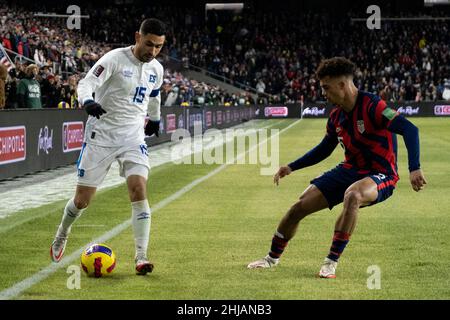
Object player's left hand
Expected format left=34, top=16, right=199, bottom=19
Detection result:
left=274, top=166, right=292, bottom=186
left=145, top=120, right=160, bottom=137
left=410, top=169, right=427, bottom=192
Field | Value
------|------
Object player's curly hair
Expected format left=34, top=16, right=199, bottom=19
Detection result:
left=140, top=18, right=167, bottom=36
left=316, top=57, right=355, bottom=79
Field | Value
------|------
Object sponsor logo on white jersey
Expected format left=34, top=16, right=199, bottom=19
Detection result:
left=122, top=68, right=134, bottom=78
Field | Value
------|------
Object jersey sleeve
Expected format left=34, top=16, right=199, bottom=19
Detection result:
left=77, top=52, right=118, bottom=105
left=147, top=64, right=163, bottom=121
left=368, top=98, right=399, bottom=129
left=325, top=110, right=338, bottom=141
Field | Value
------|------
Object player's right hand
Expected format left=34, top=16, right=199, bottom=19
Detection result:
left=84, top=100, right=107, bottom=119
left=274, top=166, right=292, bottom=186
left=410, top=169, right=427, bottom=192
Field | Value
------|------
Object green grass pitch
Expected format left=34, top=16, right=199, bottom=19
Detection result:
left=0, top=118, right=449, bottom=300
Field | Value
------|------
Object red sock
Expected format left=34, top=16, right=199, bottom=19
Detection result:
left=269, top=233, right=288, bottom=259
left=327, top=231, right=351, bottom=262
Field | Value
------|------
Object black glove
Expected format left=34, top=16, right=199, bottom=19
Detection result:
left=84, top=99, right=106, bottom=119
left=145, top=120, right=160, bottom=137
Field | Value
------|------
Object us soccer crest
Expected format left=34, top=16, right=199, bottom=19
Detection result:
left=357, top=120, right=365, bottom=134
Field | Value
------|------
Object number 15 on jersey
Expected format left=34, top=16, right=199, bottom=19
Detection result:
left=133, top=86, right=147, bottom=103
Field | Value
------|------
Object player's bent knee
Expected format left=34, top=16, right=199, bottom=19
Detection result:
left=73, top=197, right=90, bottom=210
left=343, top=189, right=363, bottom=206
left=74, top=185, right=96, bottom=209
left=128, top=183, right=147, bottom=202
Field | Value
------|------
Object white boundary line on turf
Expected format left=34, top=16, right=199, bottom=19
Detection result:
left=0, top=118, right=302, bottom=300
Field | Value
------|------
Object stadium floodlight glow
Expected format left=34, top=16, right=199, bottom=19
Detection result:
left=33, top=13, right=90, bottom=18
left=205, top=3, right=244, bottom=11
left=424, top=0, right=450, bottom=6
left=205, top=3, right=244, bottom=20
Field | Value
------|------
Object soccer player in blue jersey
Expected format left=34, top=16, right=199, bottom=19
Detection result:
left=248, top=57, right=427, bottom=278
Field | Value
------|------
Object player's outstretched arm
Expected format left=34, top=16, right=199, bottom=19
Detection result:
left=288, top=135, right=337, bottom=169
left=274, top=134, right=337, bottom=186
left=387, top=114, right=427, bottom=192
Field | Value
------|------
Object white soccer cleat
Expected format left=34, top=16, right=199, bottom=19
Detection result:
left=318, top=257, right=338, bottom=278
left=50, top=236, right=68, bottom=263
left=247, top=255, right=279, bottom=269
left=135, top=255, right=154, bottom=275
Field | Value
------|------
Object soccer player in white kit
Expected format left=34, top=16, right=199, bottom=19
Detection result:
left=50, top=19, right=166, bottom=275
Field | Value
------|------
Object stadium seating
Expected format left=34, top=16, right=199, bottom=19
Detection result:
left=1, top=1, right=449, bottom=108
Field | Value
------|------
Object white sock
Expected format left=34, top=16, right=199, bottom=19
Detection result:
left=131, top=200, right=151, bottom=259
left=57, top=198, right=85, bottom=237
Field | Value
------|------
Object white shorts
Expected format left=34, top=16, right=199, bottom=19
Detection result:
left=76, top=143, right=150, bottom=188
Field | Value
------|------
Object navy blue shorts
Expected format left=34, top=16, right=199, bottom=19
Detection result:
left=310, top=165, right=398, bottom=210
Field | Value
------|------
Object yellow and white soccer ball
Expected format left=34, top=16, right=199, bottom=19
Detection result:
left=81, top=243, right=116, bottom=277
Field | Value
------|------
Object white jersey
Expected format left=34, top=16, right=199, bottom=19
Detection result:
left=78, top=46, right=163, bottom=147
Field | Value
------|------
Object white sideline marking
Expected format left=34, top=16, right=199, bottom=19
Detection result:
left=0, top=119, right=301, bottom=300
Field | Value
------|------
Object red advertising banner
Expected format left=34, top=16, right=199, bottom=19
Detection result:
left=166, top=114, right=177, bottom=133
left=434, top=105, right=450, bottom=116
left=0, top=126, right=26, bottom=165
left=217, top=111, right=223, bottom=125
left=264, top=106, right=288, bottom=117
left=206, top=111, right=212, bottom=127
left=63, top=121, right=84, bottom=153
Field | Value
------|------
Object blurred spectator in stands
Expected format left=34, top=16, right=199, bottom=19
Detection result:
left=256, top=79, right=266, bottom=94
left=41, top=74, right=59, bottom=108
left=0, top=63, right=6, bottom=109
left=4, top=69, right=18, bottom=109
left=443, top=80, right=450, bottom=101
left=164, top=86, right=179, bottom=106
left=67, top=75, right=79, bottom=108
left=57, top=75, right=79, bottom=108
left=1, top=32, right=12, bottom=51
left=256, top=93, right=268, bottom=105
left=33, top=48, right=46, bottom=67
left=17, top=64, right=42, bottom=108
left=14, top=58, right=27, bottom=79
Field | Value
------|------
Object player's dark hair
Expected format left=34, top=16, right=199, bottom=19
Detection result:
left=139, top=18, right=167, bottom=36
left=316, top=57, right=355, bottom=79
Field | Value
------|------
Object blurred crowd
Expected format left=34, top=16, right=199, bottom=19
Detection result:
left=1, top=1, right=450, bottom=109
left=162, top=7, right=450, bottom=104
left=161, top=69, right=255, bottom=107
